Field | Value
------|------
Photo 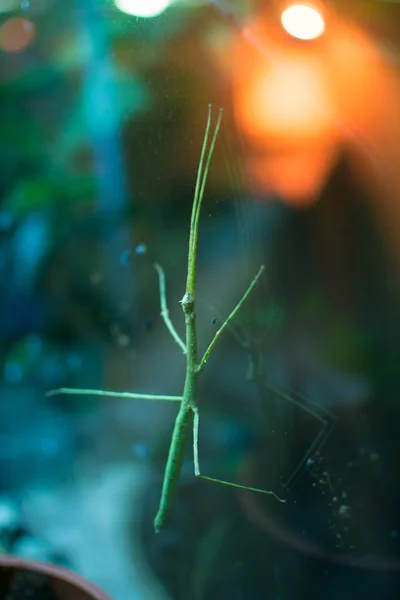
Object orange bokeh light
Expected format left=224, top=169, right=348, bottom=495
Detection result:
left=241, top=53, right=335, bottom=144
left=281, top=4, right=325, bottom=41
left=208, top=4, right=400, bottom=264
left=0, top=18, right=35, bottom=53
left=215, top=11, right=386, bottom=205
left=231, top=28, right=340, bottom=204
left=247, top=146, right=338, bottom=204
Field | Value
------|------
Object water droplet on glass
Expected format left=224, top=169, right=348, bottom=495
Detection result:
left=135, top=243, right=147, bottom=256
left=117, top=334, right=130, bottom=347
left=131, top=442, right=149, bottom=459
left=120, top=250, right=131, bottom=265
left=338, top=505, right=351, bottom=519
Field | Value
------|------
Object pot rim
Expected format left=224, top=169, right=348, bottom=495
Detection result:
left=0, top=555, right=112, bottom=600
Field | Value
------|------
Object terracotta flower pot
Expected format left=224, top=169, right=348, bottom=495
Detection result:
left=0, top=555, right=112, bottom=599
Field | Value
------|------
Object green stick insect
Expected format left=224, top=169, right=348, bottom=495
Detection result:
left=48, top=106, right=286, bottom=533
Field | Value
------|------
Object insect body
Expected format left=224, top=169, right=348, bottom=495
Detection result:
left=48, top=107, right=285, bottom=532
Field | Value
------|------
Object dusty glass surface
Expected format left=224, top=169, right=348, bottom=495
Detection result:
left=1, top=0, right=400, bottom=598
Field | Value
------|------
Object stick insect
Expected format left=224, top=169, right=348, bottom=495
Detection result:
left=48, top=105, right=285, bottom=533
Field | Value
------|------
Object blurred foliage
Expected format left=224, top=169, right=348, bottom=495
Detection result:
left=3, top=176, right=95, bottom=214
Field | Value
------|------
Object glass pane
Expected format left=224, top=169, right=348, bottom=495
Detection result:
left=1, top=1, right=400, bottom=598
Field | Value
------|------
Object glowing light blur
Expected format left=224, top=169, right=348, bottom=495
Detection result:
left=281, top=4, right=325, bottom=40
left=114, top=0, right=171, bottom=18
left=0, top=17, right=35, bottom=52
left=246, top=56, right=334, bottom=140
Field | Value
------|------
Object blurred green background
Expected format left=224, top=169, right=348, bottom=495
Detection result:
left=1, top=1, right=400, bottom=599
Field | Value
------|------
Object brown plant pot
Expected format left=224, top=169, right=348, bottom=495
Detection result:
left=0, top=555, right=113, bottom=600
